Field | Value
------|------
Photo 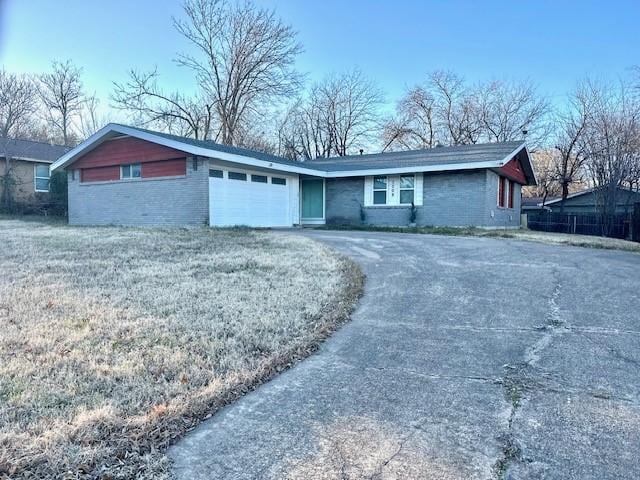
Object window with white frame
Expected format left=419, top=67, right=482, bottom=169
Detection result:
left=121, top=163, right=141, bottom=179
left=399, top=175, right=415, bottom=204
left=366, top=174, right=423, bottom=207
left=373, top=176, right=387, bottom=204
left=34, top=164, right=50, bottom=192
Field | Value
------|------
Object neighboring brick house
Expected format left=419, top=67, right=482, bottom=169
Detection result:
left=51, top=123, right=537, bottom=228
left=0, top=138, right=70, bottom=208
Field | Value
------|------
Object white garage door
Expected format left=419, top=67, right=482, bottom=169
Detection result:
left=209, top=168, right=294, bottom=227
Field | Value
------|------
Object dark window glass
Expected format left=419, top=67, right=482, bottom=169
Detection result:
left=228, top=171, right=247, bottom=181
left=271, top=177, right=286, bottom=185
left=400, top=190, right=414, bottom=204
left=373, top=191, right=387, bottom=205
left=209, top=169, right=223, bottom=178
left=251, top=174, right=268, bottom=183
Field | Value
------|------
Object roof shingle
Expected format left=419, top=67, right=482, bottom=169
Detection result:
left=0, top=138, right=70, bottom=163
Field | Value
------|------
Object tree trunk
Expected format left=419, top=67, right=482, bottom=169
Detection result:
left=559, top=181, right=569, bottom=214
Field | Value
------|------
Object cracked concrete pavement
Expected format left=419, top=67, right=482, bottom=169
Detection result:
left=169, top=230, right=640, bottom=479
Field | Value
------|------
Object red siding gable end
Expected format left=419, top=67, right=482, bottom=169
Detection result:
left=72, top=136, right=187, bottom=169
left=498, top=157, right=527, bottom=184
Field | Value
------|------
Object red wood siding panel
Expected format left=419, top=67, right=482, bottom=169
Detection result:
left=81, top=165, right=120, bottom=182
left=142, top=159, right=186, bottom=178
left=498, top=157, right=527, bottom=184
left=72, top=137, right=188, bottom=169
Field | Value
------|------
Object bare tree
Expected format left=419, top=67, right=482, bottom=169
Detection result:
left=38, top=60, right=85, bottom=146
left=551, top=83, right=591, bottom=212
left=323, top=70, right=383, bottom=156
left=382, top=86, right=436, bottom=151
left=112, top=69, right=214, bottom=140
left=477, top=78, right=549, bottom=146
left=174, top=0, right=303, bottom=145
left=581, top=79, right=640, bottom=232
left=0, top=69, right=38, bottom=208
left=523, top=150, right=562, bottom=205
left=0, top=70, right=37, bottom=138
left=429, top=70, right=482, bottom=145
left=78, top=93, right=109, bottom=139
left=280, top=71, right=383, bottom=159
left=384, top=72, right=549, bottom=152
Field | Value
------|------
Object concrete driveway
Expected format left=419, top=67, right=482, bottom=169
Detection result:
left=170, top=230, right=640, bottom=479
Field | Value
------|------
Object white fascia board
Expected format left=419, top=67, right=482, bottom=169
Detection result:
left=324, top=160, right=503, bottom=178
left=7, top=156, right=54, bottom=164
left=522, top=144, right=538, bottom=186
left=51, top=123, right=325, bottom=177
left=50, top=124, right=116, bottom=173
left=496, top=142, right=526, bottom=167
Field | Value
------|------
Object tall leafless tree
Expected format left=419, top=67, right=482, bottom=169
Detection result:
left=383, top=71, right=549, bottom=151
left=112, top=69, right=214, bottom=139
left=523, top=150, right=563, bottom=205
left=551, top=83, right=592, bottom=212
left=173, top=0, right=303, bottom=145
left=0, top=69, right=38, bottom=208
left=280, top=70, right=383, bottom=159
left=581, top=79, right=640, bottom=232
left=477, top=78, right=550, bottom=146
left=382, top=86, right=436, bottom=151
left=38, top=60, right=85, bottom=146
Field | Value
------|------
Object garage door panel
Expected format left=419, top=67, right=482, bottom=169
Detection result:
left=209, top=173, right=292, bottom=227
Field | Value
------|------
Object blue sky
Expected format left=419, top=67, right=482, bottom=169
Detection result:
left=1, top=0, right=639, bottom=116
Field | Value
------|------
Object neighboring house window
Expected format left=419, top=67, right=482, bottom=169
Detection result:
left=121, top=163, right=141, bottom=179
left=271, top=177, right=286, bottom=185
left=209, top=169, right=223, bottom=178
left=498, top=177, right=506, bottom=208
left=34, top=164, right=50, bottom=192
left=251, top=174, right=268, bottom=183
left=228, top=171, right=247, bottom=181
left=373, top=176, right=387, bottom=204
left=508, top=180, right=515, bottom=208
left=399, top=175, right=415, bottom=205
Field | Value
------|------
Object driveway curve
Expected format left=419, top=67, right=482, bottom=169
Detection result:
left=170, top=231, right=640, bottom=480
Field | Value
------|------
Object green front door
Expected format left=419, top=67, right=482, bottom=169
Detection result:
left=301, top=178, right=324, bottom=220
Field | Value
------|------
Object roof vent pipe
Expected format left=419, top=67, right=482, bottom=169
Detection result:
left=359, top=149, right=364, bottom=155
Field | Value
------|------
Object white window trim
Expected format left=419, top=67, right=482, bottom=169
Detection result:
left=120, top=163, right=142, bottom=180
left=34, top=164, right=50, bottom=192
left=365, top=173, right=423, bottom=207
left=372, top=175, right=388, bottom=205
left=399, top=175, right=415, bottom=206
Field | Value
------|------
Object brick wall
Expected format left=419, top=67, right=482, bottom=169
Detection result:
left=325, top=169, right=521, bottom=228
left=67, top=158, right=209, bottom=226
left=0, top=158, right=50, bottom=204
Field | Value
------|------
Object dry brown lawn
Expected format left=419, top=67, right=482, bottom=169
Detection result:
left=0, top=218, right=362, bottom=479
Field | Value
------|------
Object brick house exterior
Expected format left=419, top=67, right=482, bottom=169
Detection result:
left=53, top=124, right=536, bottom=228
left=0, top=138, right=70, bottom=209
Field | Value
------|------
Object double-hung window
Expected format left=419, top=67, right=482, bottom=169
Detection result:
left=399, top=175, right=415, bottom=204
left=121, top=163, right=141, bottom=179
left=373, top=176, right=387, bottom=205
left=34, top=164, right=50, bottom=192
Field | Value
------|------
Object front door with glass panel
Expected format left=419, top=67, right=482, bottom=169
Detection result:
left=301, top=178, right=324, bottom=224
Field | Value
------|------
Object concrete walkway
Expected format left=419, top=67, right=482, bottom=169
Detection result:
left=170, top=231, right=640, bottom=479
